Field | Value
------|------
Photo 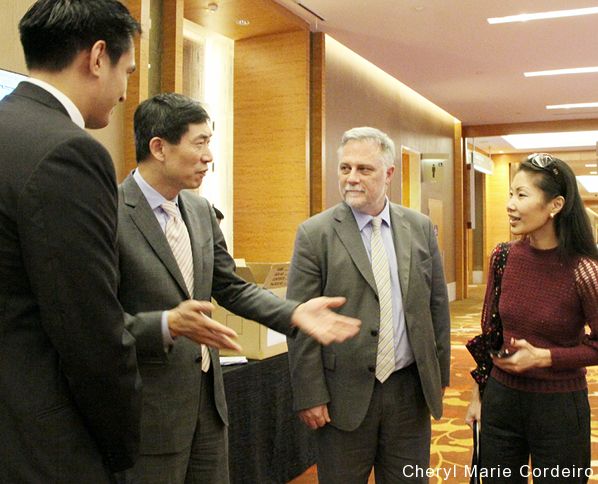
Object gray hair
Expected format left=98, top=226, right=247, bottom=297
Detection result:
left=338, top=127, right=396, bottom=168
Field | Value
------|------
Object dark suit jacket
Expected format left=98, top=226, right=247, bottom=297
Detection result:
left=117, top=175, right=299, bottom=454
left=0, top=82, right=141, bottom=481
left=287, top=202, right=451, bottom=431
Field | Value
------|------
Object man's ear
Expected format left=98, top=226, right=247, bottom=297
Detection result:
left=149, top=137, right=166, bottom=161
left=386, top=164, right=395, bottom=184
left=88, top=40, right=108, bottom=78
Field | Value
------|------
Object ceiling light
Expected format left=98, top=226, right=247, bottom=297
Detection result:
left=591, top=171, right=598, bottom=175
left=524, top=66, right=598, bottom=77
left=546, top=102, right=598, bottom=110
left=205, top=2, right=218, bottom=13
left=235, top=19, right=250, bottom=26
left=502, top=131, right=598, bottom=149
left=488, top=7, right=598, bottom=24
left=577, top=175, right=598, bottom=193
left=585, top=163, right=598, bottom=168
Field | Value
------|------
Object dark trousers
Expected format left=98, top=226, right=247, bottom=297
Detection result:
left=316, top=364, right=431, bottom=484
left=480, top=377, right=590, bottom=484
left=125, top=368, right=228, bottom=484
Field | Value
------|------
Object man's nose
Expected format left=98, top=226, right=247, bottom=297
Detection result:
left=202, top=147, right=213, bottom=163
left=347, top=168, right=359, bottom=183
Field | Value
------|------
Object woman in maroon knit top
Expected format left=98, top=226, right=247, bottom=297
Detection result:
left=465, top=153, right=598, bottom=483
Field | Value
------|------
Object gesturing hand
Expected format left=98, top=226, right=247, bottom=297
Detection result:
left=168, top=299, right=242, bottom=351
left=291, top=296, right=361, bottom=345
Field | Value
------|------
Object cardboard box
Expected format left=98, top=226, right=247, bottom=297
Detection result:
left=213, top=262, right=290, bottom=360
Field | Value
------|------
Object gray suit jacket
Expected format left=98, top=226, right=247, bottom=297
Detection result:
left=287, top=202, right=450, bottom=431
left=0, top=83, right=141, bottom=481
left=117, top=175, right=299, bottom=454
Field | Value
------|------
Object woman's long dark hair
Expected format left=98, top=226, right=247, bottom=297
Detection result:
left=518, top=156, right=598, bottom=261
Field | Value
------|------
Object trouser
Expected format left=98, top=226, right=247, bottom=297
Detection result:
left=316, top=364, right=431, bottom=484
left=125, top=368, right=229, bottom=484
left=480, top=377, right=590, bottom=484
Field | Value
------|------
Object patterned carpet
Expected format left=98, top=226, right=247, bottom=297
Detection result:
left=291, top=285, right=598, bottom=483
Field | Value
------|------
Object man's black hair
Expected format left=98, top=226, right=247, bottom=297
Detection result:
left=134, top=93, right=211, bottom=163
left=19, top=0, right=141, bottom=72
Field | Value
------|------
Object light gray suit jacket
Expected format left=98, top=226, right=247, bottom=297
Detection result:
left=117, top=175, right=298, bottom=454
left=287, top=202, right=450, bottom=431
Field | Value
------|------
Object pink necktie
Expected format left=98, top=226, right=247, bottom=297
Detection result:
left=162, top=201, right=210, bottom=372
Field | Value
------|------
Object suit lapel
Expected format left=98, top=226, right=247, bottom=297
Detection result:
left=333, top=204, right=378, bottom=295
left=390, top=204, right=411, bottom=299
left=178, top=192, right=211, bottom=298
left=121, top=176, right=190, bottom=297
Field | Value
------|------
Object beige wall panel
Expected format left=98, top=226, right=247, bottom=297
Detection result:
left=233, top=30, right=309, bottom=261
left=323, top=37, right=457, bottom=284
left=0, top=0, right=30, bottom=75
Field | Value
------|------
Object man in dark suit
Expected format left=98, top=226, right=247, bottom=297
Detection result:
left=0, top=1, right=142, bottom=482
left=287, top=127, right=451, bottom=483
left=118, top=93, right=360, bottom=483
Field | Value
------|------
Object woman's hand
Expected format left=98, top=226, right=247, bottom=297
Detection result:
left=492, top=338, right=552, bottom=373
left=465, top=384, right=481, bottom=429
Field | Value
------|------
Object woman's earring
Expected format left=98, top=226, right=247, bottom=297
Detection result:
left=549, top=213, right=555, bottom=219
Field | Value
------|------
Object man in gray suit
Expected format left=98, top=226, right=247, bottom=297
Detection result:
left=0, top=1, right=142, bottom=481
left=117, top=93, right=360, bottom=483
left=287, top=127, right=451, bottom=483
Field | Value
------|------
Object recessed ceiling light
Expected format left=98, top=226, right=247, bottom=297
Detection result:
left=502, top=131, right=598, bottom=149
left=585, top=163, right=598, bottom=168
left=546, top=102, right=598, bottom=110
left=488, top=7, right=598, bottom=24
left=577, top=175, right=598, bottom=193
left=590, top=171, right=598, bottom=175
left=524, top=66, right=598, bottom=77
left=236, top=19, right=250, bottom=26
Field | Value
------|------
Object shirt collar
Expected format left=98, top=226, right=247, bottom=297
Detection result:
left=24, top=78, right=85, bottom=129
left=133, top=169, right=179, bottom=210
left=350, top=198, right=391, bottom=232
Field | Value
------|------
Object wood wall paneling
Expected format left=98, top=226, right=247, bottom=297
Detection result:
left=453, top=122, right=465, bottom=299
left=161, top=0, right=184, bottom=93
left=483, top=154, right=511, bottom=266
left=310, top=32, right=325, bottom=215
left=233, top=30, right=310, bottom=262
left=122, top=0, right=150, bottom=180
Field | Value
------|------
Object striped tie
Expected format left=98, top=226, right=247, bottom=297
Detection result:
left=162, top=201, right=210, bottom=372
left=371, top=216, right=394, bottom=383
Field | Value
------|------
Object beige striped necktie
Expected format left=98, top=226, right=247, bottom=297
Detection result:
left=162, top=201, right=210, bottom=372
left=371, top=216, right=394, bottom=383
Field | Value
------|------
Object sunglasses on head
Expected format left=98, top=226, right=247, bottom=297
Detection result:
left=527, top=153, right=560, bottom=178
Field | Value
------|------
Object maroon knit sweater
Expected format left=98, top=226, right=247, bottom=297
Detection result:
left=488, top=239, right=598, bottom=393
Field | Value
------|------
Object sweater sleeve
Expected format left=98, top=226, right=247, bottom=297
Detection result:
left=551, top=257, right=598, bottom=369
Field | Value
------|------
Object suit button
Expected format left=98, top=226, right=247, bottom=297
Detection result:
left=195, top=354, right=202, bottom=363
left=371, top=329, right=378, bottom=337
left=368, top=365, right=375, bottom=372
